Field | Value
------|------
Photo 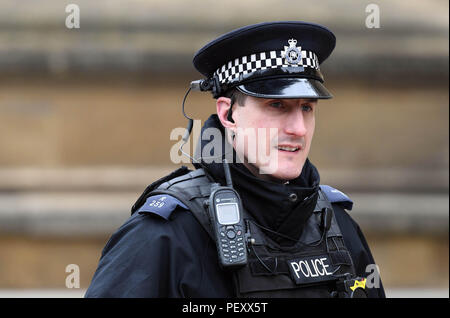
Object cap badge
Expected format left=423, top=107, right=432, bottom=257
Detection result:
left=282, top=38, right=302, bottom=65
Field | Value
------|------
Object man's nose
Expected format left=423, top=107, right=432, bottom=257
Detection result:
left=284, top=108, right=307, bottom=137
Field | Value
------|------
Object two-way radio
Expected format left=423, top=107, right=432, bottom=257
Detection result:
left=206, top=159, right=248, bottom=269
left=180, top=87, right=248, bottom=269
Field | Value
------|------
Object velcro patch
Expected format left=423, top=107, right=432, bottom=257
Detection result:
left=287, top=255, right=337, bottom=285
left=137, top=194, right=188, bottom=220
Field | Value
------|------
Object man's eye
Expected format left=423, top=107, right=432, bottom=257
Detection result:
left=302, top=105, right=313, bottom=112
left=269, top=101, right=283, bottom=108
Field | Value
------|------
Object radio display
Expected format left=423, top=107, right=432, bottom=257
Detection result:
left=216, top=203, right=240, bottom=225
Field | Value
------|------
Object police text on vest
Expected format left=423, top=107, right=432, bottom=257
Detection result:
left=287, top=255, right=336, bottom=285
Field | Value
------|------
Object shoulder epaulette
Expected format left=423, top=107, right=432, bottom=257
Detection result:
left=319, top=185, right=353, bottom=211
left=131, top=166, right=190, bottom=214
left=137, top=194, right=188, bottom=220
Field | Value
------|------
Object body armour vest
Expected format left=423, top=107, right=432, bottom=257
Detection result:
left=132, top=167, right=363, bottom=298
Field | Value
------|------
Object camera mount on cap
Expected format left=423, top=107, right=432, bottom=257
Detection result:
left=190, top=76, right=224, bottom=98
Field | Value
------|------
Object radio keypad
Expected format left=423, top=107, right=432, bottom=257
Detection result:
left=220, top=225, right=245, bottom=263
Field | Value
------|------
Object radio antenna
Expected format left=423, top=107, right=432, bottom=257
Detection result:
left=222, top=159, right=233, bottom=188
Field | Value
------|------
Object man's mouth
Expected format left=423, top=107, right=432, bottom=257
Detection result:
left=277, top=145, right=301, bottom=152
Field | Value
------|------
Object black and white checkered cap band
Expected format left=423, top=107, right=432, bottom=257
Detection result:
left=214, top=50, right=319, bottom=84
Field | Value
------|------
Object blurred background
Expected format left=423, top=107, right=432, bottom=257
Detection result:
left=0, top=0, right=448, bottom=298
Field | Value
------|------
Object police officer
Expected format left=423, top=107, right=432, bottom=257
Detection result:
left=85, top=21, right=385, bottom=298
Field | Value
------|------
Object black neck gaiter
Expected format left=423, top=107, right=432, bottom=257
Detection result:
left=193, top=115, right=320, bottom=246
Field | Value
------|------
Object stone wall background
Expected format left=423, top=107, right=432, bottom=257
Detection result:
left=0, top=0, right=448, bottom=297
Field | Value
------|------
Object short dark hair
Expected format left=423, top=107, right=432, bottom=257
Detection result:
left=222, top=88, right=247, bottom=107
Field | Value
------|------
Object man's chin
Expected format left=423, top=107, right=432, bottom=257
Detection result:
left=257, top=165, right=303, bottom=183
left=269, top=171, right=302, bottom=182
left=241, top=155, right=305, bottom=183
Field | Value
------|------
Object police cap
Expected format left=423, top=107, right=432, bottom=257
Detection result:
left=193, top=21, right=336, bottom=99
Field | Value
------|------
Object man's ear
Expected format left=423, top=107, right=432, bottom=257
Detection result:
left=216, top=97, right=236, bottom=130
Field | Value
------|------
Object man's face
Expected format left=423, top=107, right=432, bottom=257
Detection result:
left=230, top=96, right=317, bottom=182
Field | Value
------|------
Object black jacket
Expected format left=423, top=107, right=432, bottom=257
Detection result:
left=85, top=201, right=385, bottom=297
left=85, top=115, right=385, bottom=298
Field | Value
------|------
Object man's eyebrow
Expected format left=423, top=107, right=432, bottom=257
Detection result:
left=303, top=99, right=318, bottom=103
